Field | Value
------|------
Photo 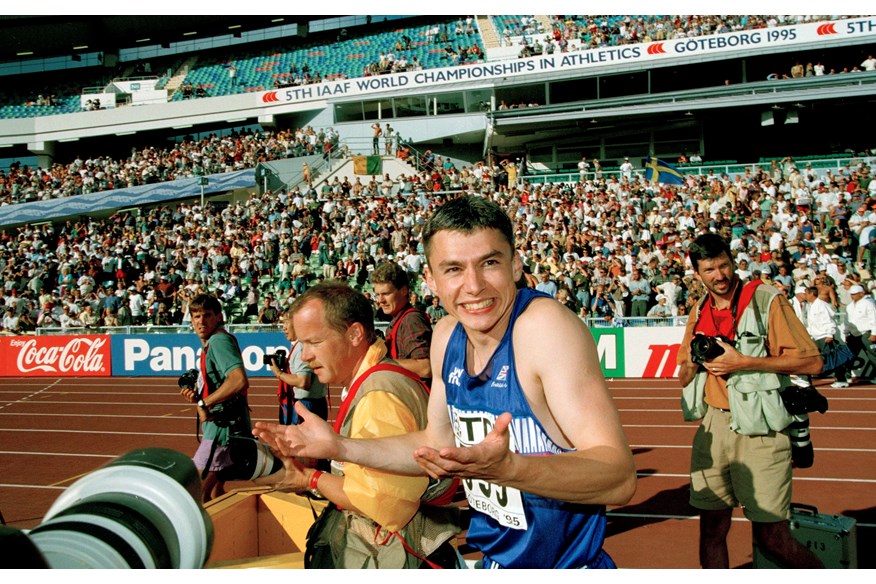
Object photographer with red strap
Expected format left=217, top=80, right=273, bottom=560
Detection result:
left=256, top=282, right=460, bottom=569
left=270, top=305, right=328, bottom=426
left=371, top=261, right=433, bottom=386
left=179, top=293, right=250, bottom=503
left=677, top=233, right=824, bottom=568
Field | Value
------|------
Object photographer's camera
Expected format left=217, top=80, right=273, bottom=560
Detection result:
left=178, top=368, right=199, bottom=390
left=263, top=349, right=288, bottom=370
left=690, top=334, right=734, bottom=365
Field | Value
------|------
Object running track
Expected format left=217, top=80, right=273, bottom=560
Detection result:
left=0, top=376, right=873, bottom=569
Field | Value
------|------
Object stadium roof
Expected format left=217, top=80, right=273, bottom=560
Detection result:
left=0, top=15, right=337, bottom=63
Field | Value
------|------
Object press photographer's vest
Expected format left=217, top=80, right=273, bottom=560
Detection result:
left=322, top=360, right=459, bottom=568
left=682, top=284, right=794, bottom=435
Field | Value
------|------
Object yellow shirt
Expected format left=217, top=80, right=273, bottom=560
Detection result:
left=339, top=340, right=429, bottom=531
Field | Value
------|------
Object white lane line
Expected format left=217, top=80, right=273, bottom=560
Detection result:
left=0, top=379, right=62, bottom=411
left=0, top=428, right=192, bottom=437
left=636, top=471, right=876, bottom=483
left=603, top=512, right=876, bottom=528
left=623, top=424, right=876, bottom=430
left=630, top=444, right=876, bottom=453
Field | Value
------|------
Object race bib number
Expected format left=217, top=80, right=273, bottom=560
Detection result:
left=450, top=408, right=527, bottom=530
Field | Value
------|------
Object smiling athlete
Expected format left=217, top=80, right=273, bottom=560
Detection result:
left=254, top=195, right=635, bottom=568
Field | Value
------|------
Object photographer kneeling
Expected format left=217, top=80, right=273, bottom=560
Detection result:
left=677, top=233, right=824, bottom=569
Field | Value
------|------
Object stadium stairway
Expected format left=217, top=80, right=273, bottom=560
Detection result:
left=476, top=16, right=501, bottom=49
left=165, top=55, right=200, bottom=98
left=534, top=15, right=553, bottom=33
left=315, top=155, right=419, bottom=188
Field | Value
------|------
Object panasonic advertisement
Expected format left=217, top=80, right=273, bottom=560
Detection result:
left=110, top=333, right=288, bottom=377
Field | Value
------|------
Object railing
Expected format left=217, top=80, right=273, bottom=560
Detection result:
left=33, top=323, right=281, bottom=336
left=521, top=154, right=876, bottom=186
left=32, top=317, right=692, bottom=337
left=30, top=312, right=856, bottom=336
left=583, top=316, right=689, bottom=328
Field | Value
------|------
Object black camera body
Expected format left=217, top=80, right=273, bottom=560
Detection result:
left=690, top=334, right=734, bottom=364
left=178, top=368, right=199, bottom=390
left=263, top=349, right=288, bottom=371
left=781, top=384, right=829, bottom=415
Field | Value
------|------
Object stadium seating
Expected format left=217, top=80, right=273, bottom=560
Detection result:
left=491, top=16, right=536, bottom=37
left=170, top=19, right=485, bottom=101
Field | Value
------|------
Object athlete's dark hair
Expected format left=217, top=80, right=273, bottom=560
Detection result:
left=290, top=281, right=377, bottom=344
left=422, top=195, right=515, bottom=265
left=687, top=232, right=733, bottom=272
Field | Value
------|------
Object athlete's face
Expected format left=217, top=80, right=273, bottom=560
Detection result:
left=694, top=252, right=737, bottom=300
left=373, top=282, right=408, bottom=318
left=424, top=228, right=522, bottom=339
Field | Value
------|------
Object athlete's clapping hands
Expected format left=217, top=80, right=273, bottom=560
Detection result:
left=253, top=402, right=340, bottom=460
left=413, top=412, right=516, bottom=483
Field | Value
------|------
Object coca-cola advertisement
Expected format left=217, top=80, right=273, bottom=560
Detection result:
left=0, top=335, right=112, bottom=377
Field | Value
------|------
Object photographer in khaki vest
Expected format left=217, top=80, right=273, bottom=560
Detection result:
left=258, top=282, right=460, bottom=568
left=677, top=233, right=824, bottom=569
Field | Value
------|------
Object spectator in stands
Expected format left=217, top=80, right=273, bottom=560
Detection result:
left=1, top=308, right=20, bottom=334
left=647, top=294, right=672, bottom=319
left=258, top=295, right=280, bottom=324
left=804, top=285, right=851, bottom=388
left=620, top=157, right=634, bottom=181
left=384, top=124, right=394, bottom=155
left=370, top=122, right=382, bottom=155
left=535, top=270, right=558, bottom=297
left=627, top=267, right=651, bottom=317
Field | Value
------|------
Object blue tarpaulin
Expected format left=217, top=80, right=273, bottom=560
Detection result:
left=0, top=168, right=255, bottom=228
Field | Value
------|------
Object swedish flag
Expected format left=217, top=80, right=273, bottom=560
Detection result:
left=644, top=157, right=685, bottom=185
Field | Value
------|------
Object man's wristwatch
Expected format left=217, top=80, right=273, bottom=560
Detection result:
left=197, top=399, right=210, bottom=412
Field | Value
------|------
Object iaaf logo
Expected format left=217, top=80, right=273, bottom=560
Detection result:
left=16, top=337, right=107, bottom=374
left=816, top=23, right=838, bottom=35
left=647, top=43, right=667, bottom=55
left=262, top=91, right=281, bottom=103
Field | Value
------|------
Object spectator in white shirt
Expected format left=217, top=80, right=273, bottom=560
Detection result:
left=805, top=286, right=849, bottom=388
left=1, top=308, right=20, bottom=333
left=846, top=285, right=876, bottom=381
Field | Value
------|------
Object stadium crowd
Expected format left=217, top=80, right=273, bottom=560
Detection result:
left=0, top=126, right=339, bottom=205
left=506, top=15, right=867, bottom=53
left=1, top=145, right=875, bottom=336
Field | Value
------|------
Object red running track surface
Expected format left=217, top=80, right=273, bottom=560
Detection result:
left=1, top=376, right=873, bottom=569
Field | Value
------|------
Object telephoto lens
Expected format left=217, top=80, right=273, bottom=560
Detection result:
left=787, top=414, right=814, bottom=469
left=23, top=448, right=214, bottom=568
left=217, top=437, right=283, bottom=481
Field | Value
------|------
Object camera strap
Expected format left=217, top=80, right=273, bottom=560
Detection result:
left=693, top=278, right=745, bottom=339
left=748, top=287, right=767, bottom=339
